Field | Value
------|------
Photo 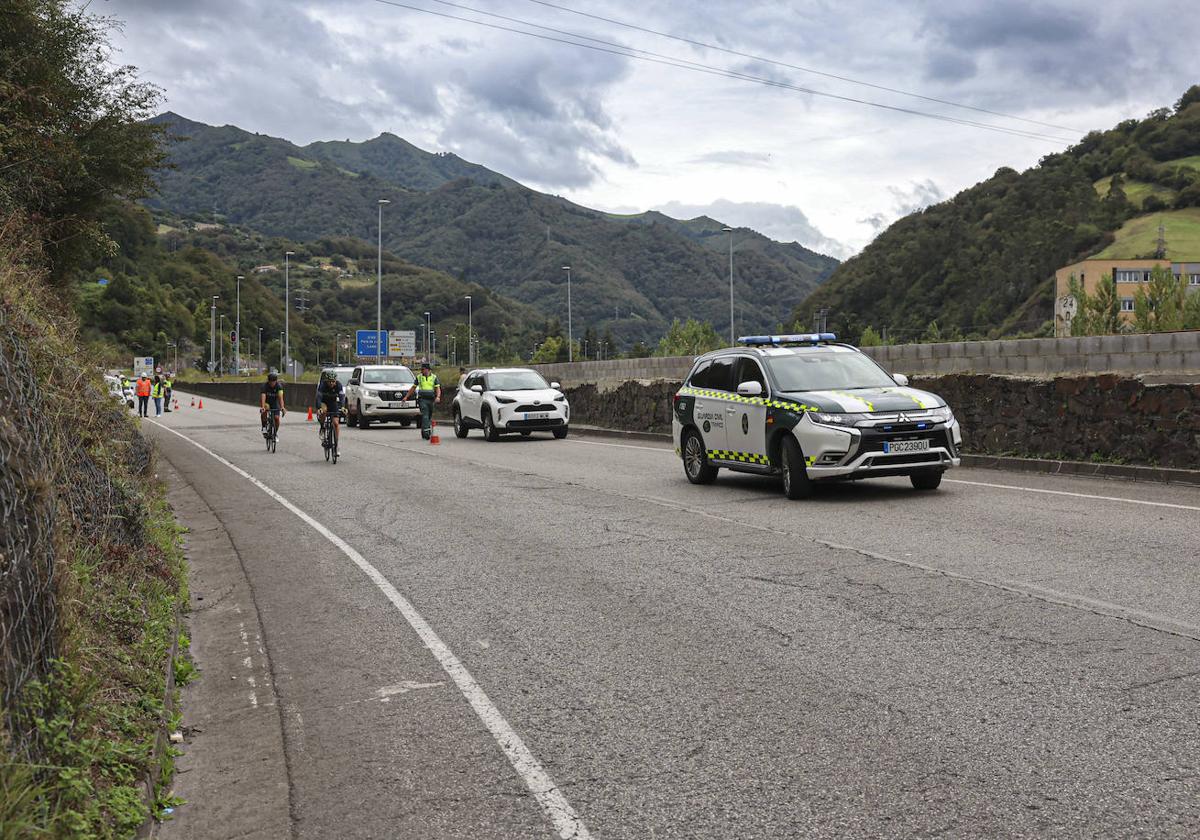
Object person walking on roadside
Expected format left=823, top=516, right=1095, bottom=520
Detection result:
left=260, top=371, right=286, bottom=438
left=135, top=373, right=151, bottom=417
left=404, top=360, right=441, bottom=440
left=163, top=372, right=174, bottom=412
left=151, top=375, right=164, bottom=416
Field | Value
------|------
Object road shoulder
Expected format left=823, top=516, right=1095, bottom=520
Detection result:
left=155, top=458, right=291, bottom=840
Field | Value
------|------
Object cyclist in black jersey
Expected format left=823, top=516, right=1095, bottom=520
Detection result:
left=315, top=369, right=345, bottom=445
left=260, top=371, right=286, bottom=436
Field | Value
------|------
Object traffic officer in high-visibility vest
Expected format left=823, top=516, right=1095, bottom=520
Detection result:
left=405, top=361, right=442, bottom=440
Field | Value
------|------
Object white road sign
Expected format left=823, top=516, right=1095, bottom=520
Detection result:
left=388, top=330, right=416, bottom=357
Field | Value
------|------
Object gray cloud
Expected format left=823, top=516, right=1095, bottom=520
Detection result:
left=688, top=150, right=773, bottom=168
left=888, top=180, right=945, bottom=217
left=655, top=199, right=849, bottom=259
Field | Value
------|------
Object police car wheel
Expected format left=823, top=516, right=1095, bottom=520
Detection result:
left=483, top=411, right=500, bottom=442
left=780, top=436, right=812, bottom=500
left=552, top=426, right=568, bottom=440
left=910, top=469, right=943, bottom=491
left=400, top=418, right=412, bottom=427
left=453, top=409, right=469, bottom=438
left=682, top=430, right=717, bottom=484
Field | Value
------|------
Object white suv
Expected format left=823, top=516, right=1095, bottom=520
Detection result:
left=453, top=368, right=569, bottom=441
left=345, top=364, right=419, bottom=429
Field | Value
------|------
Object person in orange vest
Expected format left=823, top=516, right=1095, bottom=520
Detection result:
left=135, top=374, right=152, bottom=417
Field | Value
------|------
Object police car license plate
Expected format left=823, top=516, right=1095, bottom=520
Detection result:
left=388, top=402, right=405, bottom=409
left=884, top=439, right=930, bottom=454
left=524, top=412, right=551, bottom=420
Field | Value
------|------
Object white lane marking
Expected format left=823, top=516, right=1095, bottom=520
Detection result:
left=150, top=420, right=592, bottom=840
left=945, top=478, right=1200, bottom=513
left=573, top=439, right=1200, bottom=513
left=378, top=681, right=444, bottom=702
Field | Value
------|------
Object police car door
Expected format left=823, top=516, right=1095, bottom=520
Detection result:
left=689, top=359, right=728, bottom=454
left=729, top=356, right=768, bottom=463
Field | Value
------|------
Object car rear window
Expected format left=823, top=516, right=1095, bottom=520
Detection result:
left=688, top=360, right=712, bottom=388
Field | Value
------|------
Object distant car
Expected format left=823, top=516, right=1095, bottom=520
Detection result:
left=452, top=367, right=569, bottom=441
left=104, top=374, right=135, bottom=409
left=672, top=334, right=962, bottom=499
left=344, top=364, right=418, bottom=429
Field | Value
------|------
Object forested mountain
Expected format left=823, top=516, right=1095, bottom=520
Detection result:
left=794, top=86, right=1200, bottom=342
left=144, top=113, right=838, bottom=346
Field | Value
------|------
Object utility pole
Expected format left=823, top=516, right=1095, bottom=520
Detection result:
left=562, top=265, right=573, bottom=362
left=209, top=295, right=219, bottom=373
left=377, top=199, right=390, bottom=365
left=235, top=276, right=242, bottom=374
left=257, top=327, right=263, bottom=374
left=285, top=251, right=294, bottom=380
left=1155, top=221, right=1167, bottom=259
left=294, top=288, right=310, bottom=313
left=464, top=295, right=473, bottom=365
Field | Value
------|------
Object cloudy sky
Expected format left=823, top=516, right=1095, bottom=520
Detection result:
left=99, top=0, right=1198, bottom=257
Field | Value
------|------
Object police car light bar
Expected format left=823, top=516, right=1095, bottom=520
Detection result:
left=737, top=333, right=837, bottom=346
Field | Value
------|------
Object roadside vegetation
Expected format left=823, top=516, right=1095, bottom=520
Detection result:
left=1, top=2, right=191, bottom=835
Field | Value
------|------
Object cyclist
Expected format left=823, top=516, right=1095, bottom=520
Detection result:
left=260, top=371, right=286, bottom=437
left=315, top=369, right=345, bottom=447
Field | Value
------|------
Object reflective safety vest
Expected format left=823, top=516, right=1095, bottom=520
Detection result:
left=163, top=378, right=173, bottom=390
left=151, top=382, right=164, bottom=398
left=135, top=379, right=151, bottom=397
left=415, top=373, right=439, bottom=396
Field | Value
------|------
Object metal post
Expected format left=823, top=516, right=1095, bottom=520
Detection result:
left=377, top=199, right=390, bottom=365
left=562, top=265, right=572, bottom=362
left=257, top=327, right=263, bottom=374
left=465, top=295, right=473, bottom=365
left=219, top=314, right=225, bottom=376
left=236, top=274, right=243, bottom=376
left=723, top=227, right=734, bottom=343
left=210, top=295, right=219, bottom=373
left=284, top=253, right=293, bottom=380
left=279, top=332, right=284, bottom=372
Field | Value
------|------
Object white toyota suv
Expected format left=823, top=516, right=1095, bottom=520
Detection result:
left=452, top=368, right=569, bottom=440
left=344, top=364, right=419, bottom=429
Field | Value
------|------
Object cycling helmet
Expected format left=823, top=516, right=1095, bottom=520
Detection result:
left=267, top=372, right=278, bottom=382
left=322, top=369, right=337, bottom=381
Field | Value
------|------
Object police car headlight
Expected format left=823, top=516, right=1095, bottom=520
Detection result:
left=495, top=396, right=517, bottom=404
left=816, top=412, right=868, bottom=426
left=363, top=388, right=378, bottom=398
left=930, top=406, right=953, bottom=423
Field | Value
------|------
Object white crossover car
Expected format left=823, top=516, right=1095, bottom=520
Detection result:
left=672, top=334, right=962, bottom=499
left=452, top=368, right=569, bottom=441
left=344, top=364, right=419, bottom=429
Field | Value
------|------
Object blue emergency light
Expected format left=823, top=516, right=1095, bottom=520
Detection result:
left=737, top=333, right=837, bottom=346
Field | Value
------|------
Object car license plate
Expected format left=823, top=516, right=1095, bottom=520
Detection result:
left=389, top=402, right=404, bottom=409
left=884, top=439, right=930, bottom=454
left=524, top=412, right=551, bottom=420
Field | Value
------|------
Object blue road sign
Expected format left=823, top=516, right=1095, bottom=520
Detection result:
left=356, top=329, right=388, bottom=357
left=97, top=278, right=109, bottom=286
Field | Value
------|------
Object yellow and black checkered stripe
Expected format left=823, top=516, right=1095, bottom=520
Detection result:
left=707, top=449, right=771, bottom=465
left=678, top=387, right=817, bottom=413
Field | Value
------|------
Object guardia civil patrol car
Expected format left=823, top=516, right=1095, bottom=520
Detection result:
left=672, top=334, right=962, bottom=499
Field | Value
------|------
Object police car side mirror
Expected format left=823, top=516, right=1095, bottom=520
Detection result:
left=470, top=384, right=483, bottom=393
left=893, top=373, right=909, bottom=386
left=736, top=381, right=763, bottom=396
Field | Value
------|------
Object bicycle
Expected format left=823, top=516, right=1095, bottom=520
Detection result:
left=263, top=408, right=281, bottom=453
left=319, top=408, right=339, bottom=464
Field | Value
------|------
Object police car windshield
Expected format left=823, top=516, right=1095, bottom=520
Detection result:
left=487, top=371, right=549, bottom=391
left=766, top=352, right=896, bottom=392
left=362, top=368, right=414, bottom=384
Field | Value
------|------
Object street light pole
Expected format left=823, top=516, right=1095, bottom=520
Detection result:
left=464, top=295, right=473, bottom=365
left=279, top=331, right=285, bottom=373
left=562, top=265, right=572, bottom=362
left=219, top=314, right=225, bottom=376
left=235, top=274, right=243, bottom=377
left=723, top=227, right=735, bottom=343
left=284, top=253, right=293, bottom=380
left=210, top=295, right=219, bottom=373
left=377, top=199, right=390, bottom=365
left=257, top=327, right=263, bottom=374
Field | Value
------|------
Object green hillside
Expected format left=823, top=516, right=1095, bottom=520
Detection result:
left=144, top=114, right=838, bottom=346
left=1091, top=208, right=1200, bottom=259
left=795, top=86, right=1200, bottom=340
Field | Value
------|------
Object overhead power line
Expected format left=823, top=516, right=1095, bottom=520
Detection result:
left=369, top=0, right=1075, bottom=144
left=523, top=0, right=1084, bottom=135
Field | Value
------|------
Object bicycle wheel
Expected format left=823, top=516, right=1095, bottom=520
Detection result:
left=331, top=435, right=338, bottom=465
left=324, top=429, right=331, bottom=461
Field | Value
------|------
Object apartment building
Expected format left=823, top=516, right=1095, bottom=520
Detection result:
left=1054, top=258, right=1200, bottom=335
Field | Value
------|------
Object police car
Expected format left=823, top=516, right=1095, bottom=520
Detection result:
left=672, top=334, right=962, bottom=499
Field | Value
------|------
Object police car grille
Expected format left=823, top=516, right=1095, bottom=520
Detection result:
left=515, top=404, right=552, bottom=413
left=379, top=391, right=406, bottom=401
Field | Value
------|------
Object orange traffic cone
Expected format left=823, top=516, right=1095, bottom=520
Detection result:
left=306, top=406, right=314, bottom=422
left=429, top=420, right=440, bottom=445
left=197, top=399, right=203, bottom=409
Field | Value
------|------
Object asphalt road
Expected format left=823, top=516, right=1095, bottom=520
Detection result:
left=147, top=393, right=1200, bottom=839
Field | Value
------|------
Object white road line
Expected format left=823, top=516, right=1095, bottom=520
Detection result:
left=572, top=438, right=672, bottom=453
left=150, top=421, right=592, bottom=840
left=945, top=478, right=1200, bottom=513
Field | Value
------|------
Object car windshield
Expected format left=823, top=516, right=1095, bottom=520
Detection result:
left=363, top=368, right=414, bottom=384
left=766, top=352, right=897, bottom=392
left=487, top=370, right=549, bottom=391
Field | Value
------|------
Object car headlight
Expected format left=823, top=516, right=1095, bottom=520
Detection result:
left=554, top=395, right=566, bottom=403
left=495, top=396, right=516, bottom=404
left=929, top=406, right=953, bottom=423
left=363, top=389, right=378, bottom=398
left=815, top=412, right=869, bottom=426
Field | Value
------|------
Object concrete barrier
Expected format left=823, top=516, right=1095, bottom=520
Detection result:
left=533, top=331, right=1200, bottom=388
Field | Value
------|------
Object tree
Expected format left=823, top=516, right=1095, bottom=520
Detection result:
left=858, top=326, right=884, bottom=347
left=655, top=318, right=723, bottom=356
left=1133, top=265, right=1187, bottom=333
left=1, top=0, right=167, bottom=277
left=1069, top=273, right=1122, bottom=336
left=628, top=341, right=652, bottom=358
